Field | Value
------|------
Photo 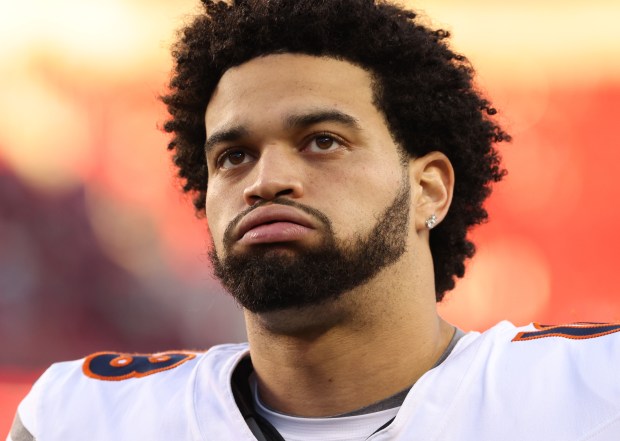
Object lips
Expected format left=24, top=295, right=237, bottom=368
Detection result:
left=234, top=205, right=316, bottom=244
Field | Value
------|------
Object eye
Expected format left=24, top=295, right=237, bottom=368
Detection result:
left=218, top=149, right=252, bottom=169
left=306, top=134, right=344, bottom=152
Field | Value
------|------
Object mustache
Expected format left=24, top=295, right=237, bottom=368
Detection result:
left=222, top=198, right=333, bottom=248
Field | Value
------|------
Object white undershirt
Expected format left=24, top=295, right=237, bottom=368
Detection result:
left=251, top=375, right=399, bottom=441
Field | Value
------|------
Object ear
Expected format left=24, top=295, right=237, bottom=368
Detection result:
left=409, top=151, right=454, bottom=232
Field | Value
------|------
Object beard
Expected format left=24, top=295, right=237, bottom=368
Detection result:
left=209, top=176, right=411, bottom=313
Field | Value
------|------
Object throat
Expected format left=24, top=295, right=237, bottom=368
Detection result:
left=244, top=322, right=463, bottom=417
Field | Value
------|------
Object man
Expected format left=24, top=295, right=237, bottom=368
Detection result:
left=9, top=0, right=620, bottom=440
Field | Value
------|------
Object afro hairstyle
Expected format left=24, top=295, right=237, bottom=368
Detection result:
left=161, top=0, right=510, bottom=301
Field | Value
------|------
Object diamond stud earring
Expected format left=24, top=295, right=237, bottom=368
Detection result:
left=425, top=214, right=438, bottom=229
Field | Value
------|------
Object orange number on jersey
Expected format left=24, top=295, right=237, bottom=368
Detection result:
left=82, top=351, right=196, bottom=381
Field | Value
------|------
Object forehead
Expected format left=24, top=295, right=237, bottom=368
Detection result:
left=205, top=54, right=377, bottom=130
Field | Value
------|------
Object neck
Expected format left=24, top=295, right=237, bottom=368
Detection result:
left=244, top=258, right=454, bottom=417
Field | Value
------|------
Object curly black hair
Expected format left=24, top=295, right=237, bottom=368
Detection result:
left=161, top=0, right=510, bottom=301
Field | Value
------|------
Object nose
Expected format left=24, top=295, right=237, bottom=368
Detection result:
left=243, top=146, right=304, bottom=205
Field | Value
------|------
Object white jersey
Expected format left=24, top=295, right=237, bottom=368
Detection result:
left=8, top=321, right=620, bottom=440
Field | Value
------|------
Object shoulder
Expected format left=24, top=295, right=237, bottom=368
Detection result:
left=461, top=321, right=620, bottom=390
left=12, top=343, right=249, bottom=440
left=36, top=343, right=247, bottom=388
left=449, top=321, right=620, bottom=438
left=392, top=322, right=620, bottom=440
left=476, top=320, right=620, bottom=361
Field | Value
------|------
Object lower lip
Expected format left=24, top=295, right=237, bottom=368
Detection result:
left=238, top=222, right=313, bottom=245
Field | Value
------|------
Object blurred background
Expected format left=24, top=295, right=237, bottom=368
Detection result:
left=1, top=0, right=619, bottom=433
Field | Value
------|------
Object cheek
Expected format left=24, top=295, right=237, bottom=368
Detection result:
left=348, top=168, right=405, bottom=229
left=322, top=171, right=403, bottom=239
left=205, top=190, right=228, bottom=249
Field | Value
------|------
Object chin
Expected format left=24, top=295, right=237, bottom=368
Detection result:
left=250, top=297, right=353, bottom=337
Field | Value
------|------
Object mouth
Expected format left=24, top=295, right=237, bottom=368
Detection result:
left=235, top=205, right=317, bottom=245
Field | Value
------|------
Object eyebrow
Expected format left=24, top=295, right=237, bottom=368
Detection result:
left=284, top=110, right=362, bottom=131
left=204, top=126, right=250, bottom=154
left=204, top=109, right=361, bottom=154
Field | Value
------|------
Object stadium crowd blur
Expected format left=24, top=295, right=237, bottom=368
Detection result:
left=0, top=166, right=242, bottom=366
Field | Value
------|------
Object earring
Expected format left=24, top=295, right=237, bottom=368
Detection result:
left=425, top=214, right=437, bottom=229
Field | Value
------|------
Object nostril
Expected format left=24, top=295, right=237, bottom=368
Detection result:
left=275, top=189, right=294, bottom=198
left=247, top=195, right=263, bottom=206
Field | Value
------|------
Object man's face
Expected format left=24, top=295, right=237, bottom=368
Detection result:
left=204, top=54, right=413, bottom=312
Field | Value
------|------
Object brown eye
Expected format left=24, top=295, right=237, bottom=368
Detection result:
left=227, top=151, right=246, bottom=164
left=219, top=150, right=250, bottom=169
left=315, top=136, right=334, bottom=150
left=307, top=134, right=343, bottom=152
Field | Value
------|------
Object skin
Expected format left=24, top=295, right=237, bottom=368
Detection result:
left=205, top=53, right=456, bottom=417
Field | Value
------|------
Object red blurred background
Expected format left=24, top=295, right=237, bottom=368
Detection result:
left=1, top=0, right=619, bottom=434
